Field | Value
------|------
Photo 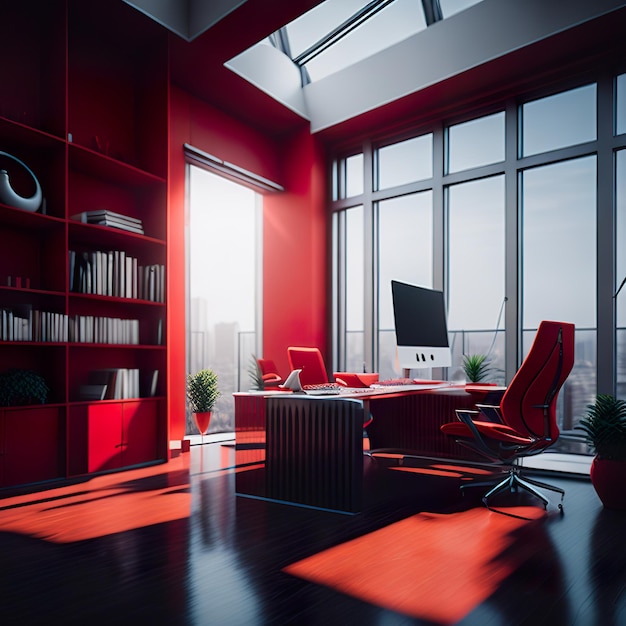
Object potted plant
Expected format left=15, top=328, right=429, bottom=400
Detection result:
left=576, top=394, right=626, bottom=510
left=461, top=354, right=493, bottom=383
left=248, top=355, right=265, bottom=391
left=0, top=368, right=49, bottom=406
left=186, top=368, right=220, bottom=442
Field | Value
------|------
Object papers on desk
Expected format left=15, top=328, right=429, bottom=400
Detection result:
left=303, top=388, right=341, bottom=396
left=368, top=382, right=452, bottom=393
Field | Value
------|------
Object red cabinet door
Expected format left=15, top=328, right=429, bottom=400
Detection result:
left=122, top=400, right=157, bottom=467
left=87, top=403, right=124, bottom=473
left=2, top=407, right=63, bottom=487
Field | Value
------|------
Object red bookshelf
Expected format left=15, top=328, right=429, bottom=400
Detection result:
left=0, top=0, right=169, bottom=489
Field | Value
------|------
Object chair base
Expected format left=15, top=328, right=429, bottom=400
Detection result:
left=461, top=465, right=564, bottom=515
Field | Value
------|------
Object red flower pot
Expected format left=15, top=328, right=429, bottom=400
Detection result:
left=590, top=457, right=626, bottom=510
left=193, top=411, right=212, bottom=436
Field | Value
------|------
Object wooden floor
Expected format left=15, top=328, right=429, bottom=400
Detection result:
left=0, top=441, right=624, bottom=625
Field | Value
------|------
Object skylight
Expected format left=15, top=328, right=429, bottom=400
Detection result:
left=224, top=0, right=487, bottom=131
left=271, top=0, right=484, bottom=84
left=286, top=0, right=427, bottom=82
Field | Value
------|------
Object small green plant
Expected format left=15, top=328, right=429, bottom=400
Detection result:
left=576, top=394, right=626, bottom=461
left=0, top=368, right=49, bottom=406
left=248, top=355, right=265, bottom=391
left=186, top=368, right=220, bottom=413
left=461, top=354, right=493, bottom=383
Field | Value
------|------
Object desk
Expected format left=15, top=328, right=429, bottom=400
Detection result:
left=233, top=386, right=485, bottom=513
left=363, top=385, right=488, bottom=456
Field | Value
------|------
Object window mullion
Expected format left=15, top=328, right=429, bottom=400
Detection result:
left=363, top=142, right=376, bottom=372
left=597, top=72, right=616, bottom=394
left=505, top=98, right=520, bottom=383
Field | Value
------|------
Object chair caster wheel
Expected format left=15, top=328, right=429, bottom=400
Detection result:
left=558, top=503, right=564, bottom=514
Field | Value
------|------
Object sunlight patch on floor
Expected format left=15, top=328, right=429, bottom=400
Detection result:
left=517, top=452, right=592, bottom=475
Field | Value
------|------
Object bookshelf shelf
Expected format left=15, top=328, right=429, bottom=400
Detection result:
left=0, top=0, right=169, bottom=490
left=69, top=143, right=167, bottom=187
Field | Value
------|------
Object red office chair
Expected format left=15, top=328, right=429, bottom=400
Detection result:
left=287, top=346, right=329, bottom=387
left=441, top=320, right=575, bottom=512
left=256, top=358, right=284, bottom=388
left=286, top=346, right=373, bottom=427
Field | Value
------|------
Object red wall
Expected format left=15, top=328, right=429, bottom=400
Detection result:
left=168, top=86, right=327, bottom=438
left=263, top=128, right=328, bottom=378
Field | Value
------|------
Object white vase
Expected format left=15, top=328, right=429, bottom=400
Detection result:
left=0, top=152, right=42, bottom=212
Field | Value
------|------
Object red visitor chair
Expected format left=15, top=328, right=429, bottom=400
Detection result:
left=287, top=346, right=330, bottom=387
left=256, top=358, right=284, bottom=387
left=440, top=320, right=575, bottom=512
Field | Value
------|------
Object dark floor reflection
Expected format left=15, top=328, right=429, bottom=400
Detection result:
left=590, top=507, right=626, bottom=625
left=0, top=442, right=619, bottom=625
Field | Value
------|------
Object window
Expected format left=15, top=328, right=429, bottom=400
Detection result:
left=187, top=166, right=261, bottom=434
left=346, top=206, right=365, bottom=371
left=377, top=134, right=433, bottom=190
left=345, top=153, right=364, bottom=198
left=290, top=0, right=427, bottom=82
left=378, top=192, right=433, bottom=379
left=333, top=74, right=626, bottom=468
left=446, top=112, right=505, bottom=173
left=617, top=150, right=626, bottom=400
left=521, top=84, right=597, bottom=156
left=521, top=156, right=597, bottom=427
left=616, top=74, right=626, bottom=136
left=330, top=74, right=626, bottom=466
left=238, top=0, right=485, bottom=85
left=447, top=175, right=505, bottom=383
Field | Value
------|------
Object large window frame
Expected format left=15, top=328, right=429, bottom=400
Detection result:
left=330, top=71, right=626, bottom=441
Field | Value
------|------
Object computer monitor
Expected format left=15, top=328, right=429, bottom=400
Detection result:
left=391, top=280, right=452, bottom=370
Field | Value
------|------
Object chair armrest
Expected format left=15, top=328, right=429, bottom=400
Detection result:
left=262, top=373, right=282, bottom=383
left=475, top=403, right=504, bottom=424
left=455, top=408, right=480, bottom=421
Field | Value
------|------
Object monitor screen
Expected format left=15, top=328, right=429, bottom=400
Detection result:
left=391, top=280, right=451, bottom=370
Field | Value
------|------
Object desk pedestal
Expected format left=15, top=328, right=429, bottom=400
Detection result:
left=266, top=396, right=364, bottom=513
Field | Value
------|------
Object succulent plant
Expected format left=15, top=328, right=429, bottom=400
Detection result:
left=461, top=354, right=493, bottom=383
left=186, top=368, right=220, bottom=413
left=576, top=394, right=626, bottom=461
left=248, top=355, right=265, bottom=390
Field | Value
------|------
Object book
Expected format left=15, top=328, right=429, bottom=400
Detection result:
left=71, top=211, right=145, bottom=235
left=71, top=210, right=143, bottom=226
left=69, top=250, right=76, bottom=292
left=140, top=369, right=159, bottom=397
left=79, top=384, right=108, bottom=401
left=93, top=220, right=145, bottom=235
left=89, top=369, right=120, bottom=399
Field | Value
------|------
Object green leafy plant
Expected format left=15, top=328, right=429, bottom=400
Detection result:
left=0, top=368, right=49, bottom=406
left=576, top=394, right=626, bottom=461
left=461, top=354, right=493, bottom=383
left=186, top=368, right=220, bottom=413
left=248, top=355, right=265, bottom=391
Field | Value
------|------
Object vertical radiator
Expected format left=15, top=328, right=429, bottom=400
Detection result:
left=265, top=396, right=365, bottom=513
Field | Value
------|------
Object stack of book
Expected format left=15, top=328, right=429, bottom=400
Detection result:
left=1, top=307, right=68, bottom=342
left=71, top=210, right=144, bottom=235
left=69, top=249, right=165, bottom=302
left=68, top=315, right=140, bottom=344
left=79, top=367, right=159, bottom=400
